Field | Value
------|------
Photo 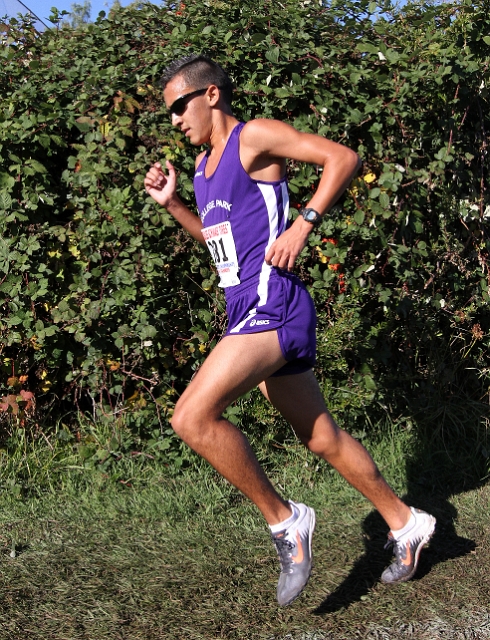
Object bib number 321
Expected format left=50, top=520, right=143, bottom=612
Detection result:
left=202, top=221, right=240, bottom=288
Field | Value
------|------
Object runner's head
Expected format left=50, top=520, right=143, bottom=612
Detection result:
left=160, top=54, right=233, bottom=112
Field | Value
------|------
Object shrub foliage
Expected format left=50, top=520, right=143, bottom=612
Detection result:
left=0, top=0, right=489, bottom=441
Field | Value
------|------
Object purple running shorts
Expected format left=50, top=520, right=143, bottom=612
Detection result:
left=225, top=272, right=316, bottom=376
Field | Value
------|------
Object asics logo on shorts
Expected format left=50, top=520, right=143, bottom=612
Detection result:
left=250, top=319, right=270, bottom=327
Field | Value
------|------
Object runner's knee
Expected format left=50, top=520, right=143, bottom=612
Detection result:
left=170, top=397, right=216, bottom=443
left=170, top=399, right=200, bottom=441
left=299, top=425, right=343, bottom=458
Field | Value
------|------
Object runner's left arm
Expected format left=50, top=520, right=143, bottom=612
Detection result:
left=241, top=120, right=361, bottom=271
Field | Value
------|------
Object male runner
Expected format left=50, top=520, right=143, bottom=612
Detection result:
left=144, top=54, right=436, bottom=606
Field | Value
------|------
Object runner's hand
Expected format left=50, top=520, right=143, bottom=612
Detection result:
left=265, top=217, right=312, bottom=271
left=144, top=160, right=177, bottom=208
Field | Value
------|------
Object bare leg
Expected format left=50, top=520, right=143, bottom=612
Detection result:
left=259, top=370, right=411, bottom=531
left=171, top=330, right=292, bottom=525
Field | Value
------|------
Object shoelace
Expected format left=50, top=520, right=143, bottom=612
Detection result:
left=272, top=535, right=294, bottom=571
left=384, top=533, right=412, bottom=565
left=383, top=532, right=396, bottom=552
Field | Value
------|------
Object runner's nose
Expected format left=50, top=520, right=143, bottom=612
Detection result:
left=171, top=113, right=180, bottom=126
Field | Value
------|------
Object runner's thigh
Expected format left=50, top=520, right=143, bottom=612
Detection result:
left=177, top=330, right=287, bottom=417
left=259, top=369, right=339, bottom=442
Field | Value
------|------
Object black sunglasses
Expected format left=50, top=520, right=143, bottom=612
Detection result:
left=168, top=86, right=224, bottom=116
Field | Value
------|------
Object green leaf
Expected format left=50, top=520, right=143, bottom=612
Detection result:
left=354, top=210, right=365, bottom=225
left=356, top=42, right=379, bottom=54
left=379, top=192, right=390, bottom=208
left=265, top=47, right=280, bottom=64
left=0, top=192, right=12, bottom=209
left=0, top=173, right=15, bottom=189
left=26, top=159, right=47, bottom=174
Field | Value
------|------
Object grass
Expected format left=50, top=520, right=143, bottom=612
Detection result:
left=0, top=414, right=488, bottom=640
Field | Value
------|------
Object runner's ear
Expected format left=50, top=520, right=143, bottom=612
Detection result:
left=207, top=85, right=221, bottom=107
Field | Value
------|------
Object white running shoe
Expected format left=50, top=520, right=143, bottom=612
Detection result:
left=271, top=500, right=316, bottom=606
left=381, top=507, right=436, bottom=584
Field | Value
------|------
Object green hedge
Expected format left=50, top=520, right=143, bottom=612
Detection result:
left=0, top=0, right=489, bottom=437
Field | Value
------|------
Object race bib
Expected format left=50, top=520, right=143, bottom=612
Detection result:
left=202, top=221, right=240, bottom=288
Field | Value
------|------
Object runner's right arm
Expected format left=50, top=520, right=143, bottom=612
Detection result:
left=144, top=160, right=205, bottom=245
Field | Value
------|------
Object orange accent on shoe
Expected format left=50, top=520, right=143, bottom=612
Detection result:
left=401, top=541, right=413, bottom=567
left=292, top=530, right=304, bottom=564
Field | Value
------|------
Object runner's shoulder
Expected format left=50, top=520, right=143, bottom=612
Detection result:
left=195, top=150, right=207, bottom=170
left=241, top=118, right=297, bottom=152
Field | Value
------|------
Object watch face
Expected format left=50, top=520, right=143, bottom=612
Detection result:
left=302, top=208, right=320, bottom=224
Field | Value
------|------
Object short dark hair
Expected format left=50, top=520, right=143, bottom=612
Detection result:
left=160, top=54, right=233, bottom=107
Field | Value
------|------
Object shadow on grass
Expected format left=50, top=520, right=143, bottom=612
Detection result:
left=313, top=408, right=486, bottom=615
left=10, top=543, right=30, bottom=557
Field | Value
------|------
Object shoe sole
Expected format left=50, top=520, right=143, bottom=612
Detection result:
left=383, top=515, right=436, bottom=584
left=279, top=507, right=316, bottom=606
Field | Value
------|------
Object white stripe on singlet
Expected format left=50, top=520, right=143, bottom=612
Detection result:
left=280, top=180, right=289, bottom=233
left=229, top=183, right=285, bottom=334
left=256, top=183, right=282, bottom=306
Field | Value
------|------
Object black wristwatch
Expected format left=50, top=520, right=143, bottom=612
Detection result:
left=299, top=207, right=322, bottom=226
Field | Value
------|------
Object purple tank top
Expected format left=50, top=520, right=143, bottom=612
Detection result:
left=193, top=122, right=289, bottom=301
